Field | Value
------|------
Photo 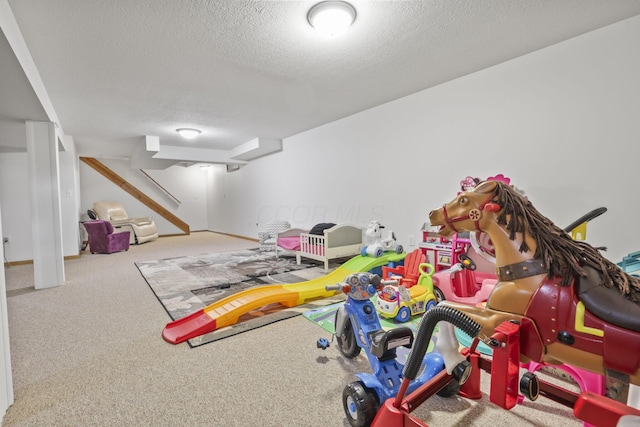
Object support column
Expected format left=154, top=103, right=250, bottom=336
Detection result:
left=0, top=207, right=14, bottom=414
left=26, top=121, right=65, bottom=289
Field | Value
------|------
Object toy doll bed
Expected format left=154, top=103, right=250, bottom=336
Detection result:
left=274, top=227, right=309, bottom=258
left=296, top=223, right=363, bottom=272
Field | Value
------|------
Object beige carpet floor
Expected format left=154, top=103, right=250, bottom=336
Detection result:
left=1, top=232, right=583, bottom=426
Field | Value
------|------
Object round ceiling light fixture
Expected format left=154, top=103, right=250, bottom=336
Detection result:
left=176, top=128, right=201, bottom=139
left=308, top=1, right=356, bottom=37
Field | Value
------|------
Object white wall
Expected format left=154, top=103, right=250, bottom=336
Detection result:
left=0, top=206, right=14, bottom=415
left=0, top=153, right=33, bottom=262
left=59, top=136, right=80, bottom=255
left=208, top=15, right=640, bottom=263
left=206, top=165, right=227, bottom=232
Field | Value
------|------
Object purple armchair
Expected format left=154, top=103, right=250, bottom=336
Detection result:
left=83, top=220, right=130, bottom=254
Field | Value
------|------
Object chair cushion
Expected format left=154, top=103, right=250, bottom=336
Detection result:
left=93, top=202, right=127, bottom=220
left=106, top=207, right=129, bottom=221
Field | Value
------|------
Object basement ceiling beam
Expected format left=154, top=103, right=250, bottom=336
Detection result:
left=127, top=136, right=282, bottom=170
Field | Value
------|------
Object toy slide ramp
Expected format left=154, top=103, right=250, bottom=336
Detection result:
left=162, top=252, right=405, bottom=344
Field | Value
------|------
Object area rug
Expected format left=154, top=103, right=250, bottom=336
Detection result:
left=136, top=249, right=346, bottom=347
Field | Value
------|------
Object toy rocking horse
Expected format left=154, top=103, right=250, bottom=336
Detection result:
left=428, top=180, right=640, bottom=391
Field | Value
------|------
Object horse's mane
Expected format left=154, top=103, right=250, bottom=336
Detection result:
left=489, top=181, right=640, bottom=301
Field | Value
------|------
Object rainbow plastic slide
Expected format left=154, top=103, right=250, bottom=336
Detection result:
left=162, top=252, right=405, bottom=344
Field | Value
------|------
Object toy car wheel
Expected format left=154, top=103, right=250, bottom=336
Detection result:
left=433, top=287, right=446, bottom=303
left=374, top=247, right=383, bottom=258
left=342, top=381, right=378, bottom=427
left=425, top=299, right=438, bottom=311
left=520, top=372, right=540, bottom=401
left=360, top=247, right=368, bottom=257
left=436, top=361, right=470, bottom=397
left=336, top=316, right=361, bottom=359
left=451, top=359, right=472, bottom=385
left=395, top=244, right=403, bottom=254
left=395, top=306, right=411, bottom=323
left=436, top=380, right=461, bottom=398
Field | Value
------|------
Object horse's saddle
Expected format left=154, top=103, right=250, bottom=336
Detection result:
left=577, top=265, right=640, bottom=333
left=522, top=266, right=640, bottom=376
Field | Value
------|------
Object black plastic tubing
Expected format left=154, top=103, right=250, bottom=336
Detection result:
left=403, top=305, right=481, bottom=380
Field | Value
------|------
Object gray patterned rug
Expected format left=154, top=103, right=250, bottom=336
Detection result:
left=136, top=249, right=345, bottom=347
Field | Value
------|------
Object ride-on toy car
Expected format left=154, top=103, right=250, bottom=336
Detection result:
left=431, top=253, right=497, bottom=305
left=375, top=262, right=437, bottom=322
left=326, top=272, right=446, bottom=427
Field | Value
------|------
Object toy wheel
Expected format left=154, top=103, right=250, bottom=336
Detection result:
left=360, top=247, right=368, bottom=257
left=451, top=359, right=472, bottom=385
left=425, top=299, right=437, bottom=311
left=374, top=247, right=383, bottom=258
left=395, top=244, right=403, bottom=254
left=436, top=380, right=461, bottom=397
left=395, top=306, right=411, bottom=323
left=437, top=360, right=471, bottom=397
left=520, top=372, right=540, bottom=401
left=433, top=287, right=446, bottom=303
left=336, top=316, right=361, bottom=359
left=342, top=381, right=378, bottom=427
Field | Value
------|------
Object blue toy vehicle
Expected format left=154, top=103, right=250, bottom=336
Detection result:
left=325, top=272, right=446, bottom=427
left=618, top=250, right=640, bottom=278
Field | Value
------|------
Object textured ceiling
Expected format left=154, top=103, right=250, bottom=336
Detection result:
left=3, top=0, right=640, bottom=162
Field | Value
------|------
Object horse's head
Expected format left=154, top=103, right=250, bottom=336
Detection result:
left=365, top=220, right=382, bottom=236
left=429, top=180, right=502, bottom=237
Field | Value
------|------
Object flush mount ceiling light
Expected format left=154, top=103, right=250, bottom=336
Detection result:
left=176, top=128, right=201, bottom=139
left=308, top=1, right=356, bottom=37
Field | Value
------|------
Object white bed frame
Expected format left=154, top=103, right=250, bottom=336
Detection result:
left=296, top=224, right=363, bottom=272
left=274, top=227, right=309, bottom=258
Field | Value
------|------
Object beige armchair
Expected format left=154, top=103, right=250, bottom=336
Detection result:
left=92, top=201, right=158, bottom=244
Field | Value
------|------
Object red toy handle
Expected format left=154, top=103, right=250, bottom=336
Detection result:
left=484, top=203, right=501, bottom=212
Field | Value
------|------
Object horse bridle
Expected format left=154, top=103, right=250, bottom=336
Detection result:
left=441, top=195, right=499, bottom=233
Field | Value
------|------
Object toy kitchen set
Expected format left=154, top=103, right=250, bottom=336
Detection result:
left=418, top=224, right=472, bottom=272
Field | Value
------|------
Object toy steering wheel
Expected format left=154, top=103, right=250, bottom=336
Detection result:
left=458, top=254, right=477, bottom=271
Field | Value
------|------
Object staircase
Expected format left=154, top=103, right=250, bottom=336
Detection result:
left=80, top=157, right=190, bottom=235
